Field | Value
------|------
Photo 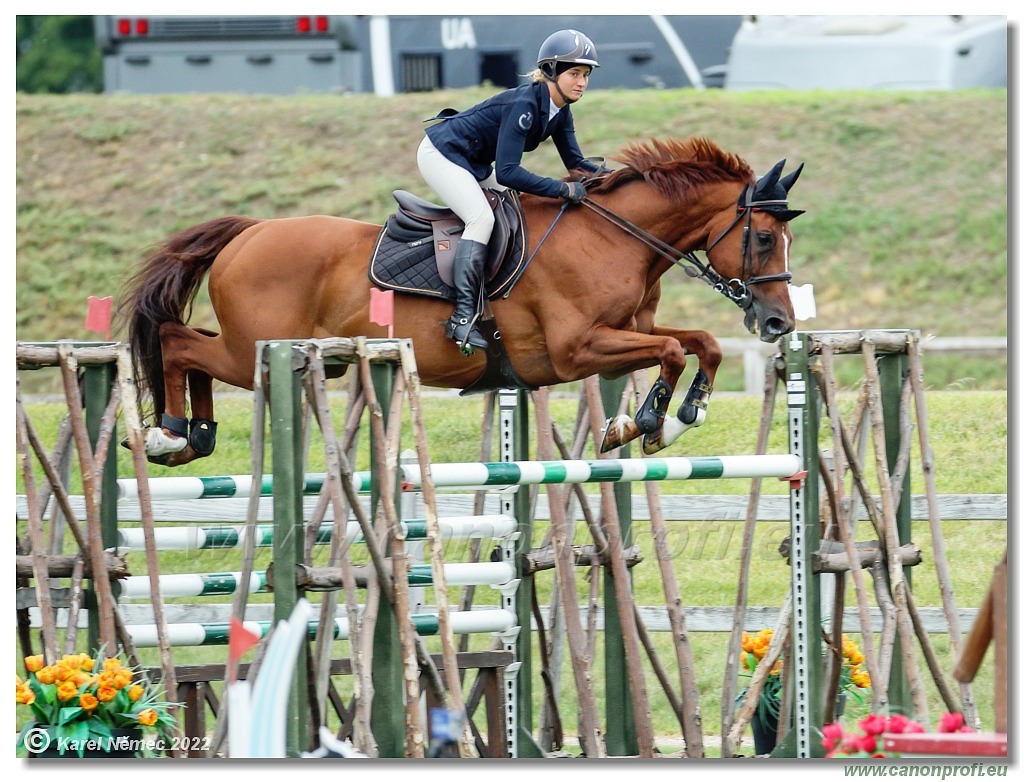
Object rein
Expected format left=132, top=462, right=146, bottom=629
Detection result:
left=579, top=184, right=792, bottom=310
left=504, top=199, right=570, bottom=297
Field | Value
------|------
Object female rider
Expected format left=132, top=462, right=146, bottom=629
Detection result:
left=417, top=29, right=606, bottom=353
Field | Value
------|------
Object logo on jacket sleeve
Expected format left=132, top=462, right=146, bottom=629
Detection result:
left=518, top=111, right=533, bottom=131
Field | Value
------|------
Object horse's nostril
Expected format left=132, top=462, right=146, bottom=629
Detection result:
left=765, top=317, right=787, bottom=336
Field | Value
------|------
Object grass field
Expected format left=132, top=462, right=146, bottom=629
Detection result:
left=16, top=381, right=1008, bottom=754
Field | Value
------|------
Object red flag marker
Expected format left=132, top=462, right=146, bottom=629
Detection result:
left=85, top=296, right=113, bottom=341
left=369, top=287, right=395, bottom=338
left=228, top=617, right=260, bottom=683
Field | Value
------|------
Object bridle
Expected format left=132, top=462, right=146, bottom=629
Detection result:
left=579, top=182, right=793, bottom=311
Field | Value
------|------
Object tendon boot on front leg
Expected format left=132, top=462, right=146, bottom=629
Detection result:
left=653, top=369, right=713, bottom=451
left=676, top=368, right=712, bottom=428
left=445, top=239, right=489, bottom=355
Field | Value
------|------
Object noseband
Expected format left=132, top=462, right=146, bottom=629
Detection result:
left=580, top=182, right=793, bottom=311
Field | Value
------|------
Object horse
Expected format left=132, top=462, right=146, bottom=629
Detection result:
left=117, top=136, right=804, bottom=467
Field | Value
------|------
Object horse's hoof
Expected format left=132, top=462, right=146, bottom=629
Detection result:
left=163, top=446, right=200, bottom=467
left=148, top=444, right=200, bottom=467
left=600, top=414, right=636, bottom=452
left=146, top=452, right=174, bottom=467
left=641, top=434, right=666, bottom=455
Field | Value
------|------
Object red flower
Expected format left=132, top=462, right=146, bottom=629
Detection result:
left=859, top=713, right=889, bottom=736
left=856, top=734, right=878, bottom=754
left=938, top=713, right=973, bottom=733
left=822, top=722, right=845, bottom=751
left=938, top=712, right=963, bottom=732
left=886, top=714, right=923, bottom=734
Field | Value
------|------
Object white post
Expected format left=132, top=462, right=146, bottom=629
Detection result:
left=649, top=15, right=705, bottom=90
left=369, top=16, right=395, bottom=97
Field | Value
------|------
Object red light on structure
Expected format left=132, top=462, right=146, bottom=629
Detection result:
left=117, top=18, right=131, bottom=35
left=296, top=16, right=311, bottom=33
left=315, top=16, right=329, bottom=32
left=135, top=18, right=149, bottom=35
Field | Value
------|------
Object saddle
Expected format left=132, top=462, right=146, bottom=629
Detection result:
left=368, top=188, right=527, bottom=301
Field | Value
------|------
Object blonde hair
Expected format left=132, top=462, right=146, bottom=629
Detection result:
left=527, top=68, right=547, bottom=83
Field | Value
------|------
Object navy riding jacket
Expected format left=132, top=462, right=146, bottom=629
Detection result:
left=425, top=81, right=598, bottom=199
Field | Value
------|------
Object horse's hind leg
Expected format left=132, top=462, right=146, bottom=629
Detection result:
left=144, top=323, right=243, bottom=466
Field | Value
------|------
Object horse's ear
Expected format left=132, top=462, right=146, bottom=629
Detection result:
left=779, top=163, right=804, bottom=194
left=754, top=159, right=786, bottom=199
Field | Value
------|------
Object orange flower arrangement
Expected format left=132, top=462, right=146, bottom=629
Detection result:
left=738, top=629, right=785, bottom=723
left=16, top=649, right=178, bottom=757
left=738, top=629, right=872, bottom=726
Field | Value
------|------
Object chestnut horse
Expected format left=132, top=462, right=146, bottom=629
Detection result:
left=118, top=137, right=804, bottom=466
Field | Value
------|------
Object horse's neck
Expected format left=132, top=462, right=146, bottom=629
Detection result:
left=600, top=181, right=736, bottom=254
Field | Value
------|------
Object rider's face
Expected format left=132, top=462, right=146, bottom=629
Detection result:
left=556, top=66, right=591, bottom=103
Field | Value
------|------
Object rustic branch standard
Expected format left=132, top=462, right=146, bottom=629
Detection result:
left=15, top=329, right=986, bottom=758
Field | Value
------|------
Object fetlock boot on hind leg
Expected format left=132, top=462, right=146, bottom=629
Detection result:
left=143, top=413, right=189, bottom=457
left=188, top=417, right=218, bottom=457
left=445, top=239, right=489, bottom=353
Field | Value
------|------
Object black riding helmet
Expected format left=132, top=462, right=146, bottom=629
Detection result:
left=537, top=29, right=600, bottom=80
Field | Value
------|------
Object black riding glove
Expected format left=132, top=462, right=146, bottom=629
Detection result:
left=560, top=181, right=587, bottom=203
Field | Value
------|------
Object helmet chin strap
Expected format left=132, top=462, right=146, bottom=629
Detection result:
left=544, top=71, right=577, bottom=105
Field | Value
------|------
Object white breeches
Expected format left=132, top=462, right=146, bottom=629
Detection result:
left=417, top=135, right=503, bottom=244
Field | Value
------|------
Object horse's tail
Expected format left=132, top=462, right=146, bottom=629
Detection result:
left=115, top=215, right=261, bottom=420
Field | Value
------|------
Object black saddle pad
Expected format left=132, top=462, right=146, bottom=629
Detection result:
left=368, top=229, right=451, bottom=299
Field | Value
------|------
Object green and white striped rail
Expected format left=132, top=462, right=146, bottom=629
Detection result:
left=117, top=454, right=800, bottom=501
left=116, top=514, right=516, bottom=552
left=119, top=571, right=269, bottom=599
left=118, top=562, right=515, bottom=598
left=124, top=608, right=516, bottom=647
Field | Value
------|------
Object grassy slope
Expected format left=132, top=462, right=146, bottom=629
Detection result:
left=15, top=89, right=1008, bottom=393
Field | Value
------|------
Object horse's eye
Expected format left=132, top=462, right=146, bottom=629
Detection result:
left=756, top=232, right=775, bottom=251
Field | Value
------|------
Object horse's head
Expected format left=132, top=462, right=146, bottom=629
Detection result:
left=704, top=159, right=804, bottom=342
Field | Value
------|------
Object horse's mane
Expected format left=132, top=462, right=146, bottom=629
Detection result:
left=585, top=137, right=755, bottom=201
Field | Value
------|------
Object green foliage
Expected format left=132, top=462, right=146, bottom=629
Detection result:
left=16, top=16, right=101, bottom=94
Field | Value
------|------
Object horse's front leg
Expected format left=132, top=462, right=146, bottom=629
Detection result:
left=599, top=328, right=721, bottom=454
left=639, top=327, right=722, bottom=454
left=560, top=328, right=686, bottom=453
left=601, top=374, right=674, bottom=452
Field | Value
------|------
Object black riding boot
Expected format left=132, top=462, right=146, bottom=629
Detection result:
left=446, top=239, right=489, bottom=353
